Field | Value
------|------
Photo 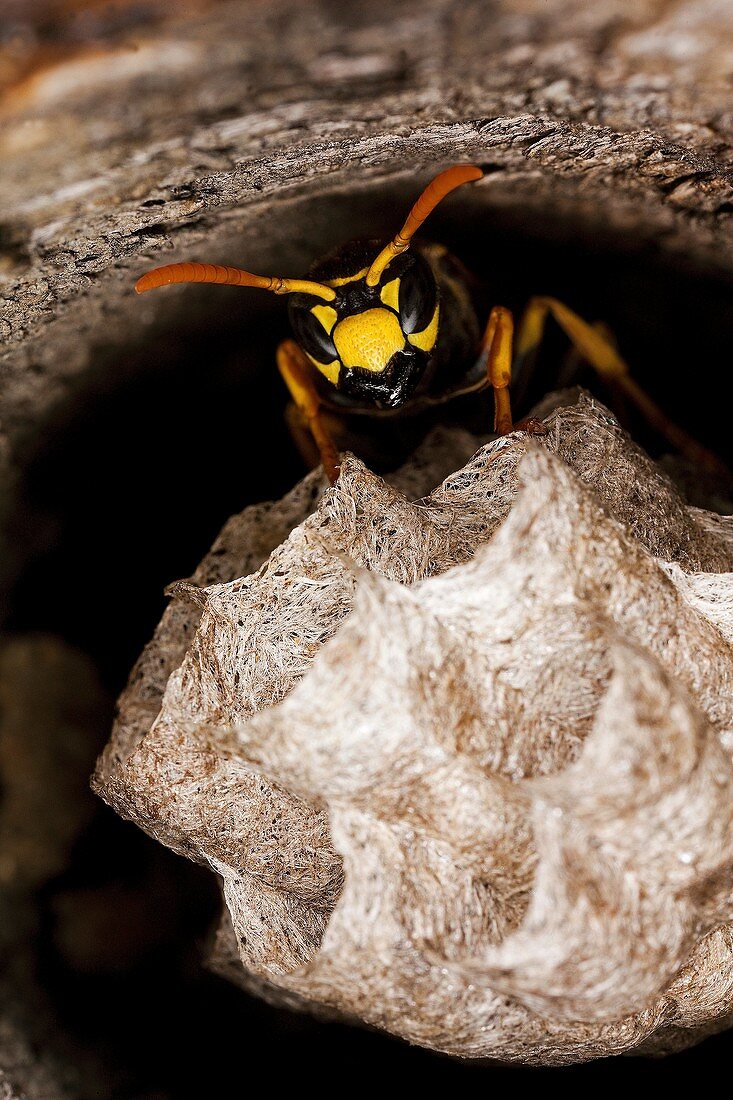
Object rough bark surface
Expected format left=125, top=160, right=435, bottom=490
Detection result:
left=2, top=0, right=733, bottom=472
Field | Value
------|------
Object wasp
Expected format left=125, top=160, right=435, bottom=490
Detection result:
left=136, top=165, right=721, bottom=482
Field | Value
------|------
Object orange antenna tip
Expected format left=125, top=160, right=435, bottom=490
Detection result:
left=366, top=164, right=483, bottom=286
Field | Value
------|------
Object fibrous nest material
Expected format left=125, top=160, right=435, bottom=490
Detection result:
left=94, top=391, right=733, bottom=1065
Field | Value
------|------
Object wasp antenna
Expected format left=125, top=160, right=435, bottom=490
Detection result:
left=134, top=262, right=336, bottom=301
left=366, top=165, right=483, bottom=286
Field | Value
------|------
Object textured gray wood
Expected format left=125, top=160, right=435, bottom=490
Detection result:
left=2, top=0, right=733, bottom=469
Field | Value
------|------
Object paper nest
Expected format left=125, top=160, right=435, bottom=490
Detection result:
left=94, top=391, right=733, bottom=1066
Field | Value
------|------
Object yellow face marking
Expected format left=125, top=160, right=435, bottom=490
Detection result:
left=307, top=353, right=341, bottom=386
left=333, top=308, right=405, bottom=374
left=311, top=304, right=338, bottom=333
left=326, top=267, right=369, bottom=288
left=407, top=303, right=440, bottom=353
left=379, top=277, right=401, bottom=312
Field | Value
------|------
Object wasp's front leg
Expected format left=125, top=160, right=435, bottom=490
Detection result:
left=277, top=340, right=341, bottom=484
left=481, top=306, right=515, bottom=435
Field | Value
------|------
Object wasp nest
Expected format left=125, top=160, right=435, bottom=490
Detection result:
left=94, top=392, right=733, bottom=1065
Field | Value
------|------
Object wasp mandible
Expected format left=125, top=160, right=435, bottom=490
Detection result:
left=136, top=165, right=719, bottom=482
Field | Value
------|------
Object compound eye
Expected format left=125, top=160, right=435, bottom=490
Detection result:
left=397, top=256, right=437, bottom=335
left=289, top=304, right=339, bottom=363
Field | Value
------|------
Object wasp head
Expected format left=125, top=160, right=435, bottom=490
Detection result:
left=134, top=165, right=482, bottom=412
left=288, top=240, right=439, bottom=409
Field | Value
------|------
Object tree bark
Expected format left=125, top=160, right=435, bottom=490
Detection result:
left=2, top=0, right=733, bottom=466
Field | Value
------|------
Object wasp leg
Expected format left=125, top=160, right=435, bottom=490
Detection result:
left=277, top=339, right=341, bottom=484
left=557, top=320, right=615, bottom=385
left=284, top=402, right=322, bottom=471
left=559, top=320, right=634, bottom=429
left=516, top=296, right=727, bottom=475
left=481, top=305, right=515, bottom=435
